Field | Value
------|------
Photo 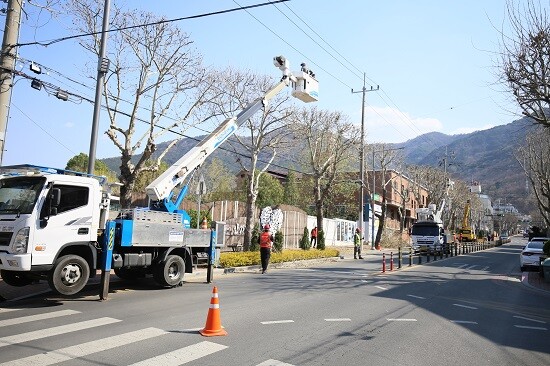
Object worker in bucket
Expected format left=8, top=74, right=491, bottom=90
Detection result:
left=354, top=227, right=363, bottom=259
left=259, top=224, right=274, bottom=274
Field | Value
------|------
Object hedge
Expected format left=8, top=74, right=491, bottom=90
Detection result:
left=219, top=248, right=340, bottom=268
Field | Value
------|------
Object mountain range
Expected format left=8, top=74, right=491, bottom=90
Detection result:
left=103, top=117, right=538, bottom=213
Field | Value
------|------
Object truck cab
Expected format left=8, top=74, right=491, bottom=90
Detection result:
left=0, top=165, right=105, bottom=293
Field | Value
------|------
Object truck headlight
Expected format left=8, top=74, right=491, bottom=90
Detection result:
left=13, top=227, right=29, bottom=254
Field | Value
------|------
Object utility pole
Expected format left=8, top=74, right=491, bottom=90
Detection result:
left=0, top=0, right=23, bottom=165
left=352, top=74, right=378, bottom=246
left=88, top=0, right=111, bottom=174
left=96, top=0, right=111, bottom=301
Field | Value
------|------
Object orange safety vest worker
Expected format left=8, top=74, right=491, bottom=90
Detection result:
left=259, top=231, right=272, bottom=248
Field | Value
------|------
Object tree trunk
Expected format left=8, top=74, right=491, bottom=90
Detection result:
left=243, top=178, right=257, bottom=251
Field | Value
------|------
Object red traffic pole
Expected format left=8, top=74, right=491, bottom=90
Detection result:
left=382, top=253, right=386, bottom=273
left=390, top=252, right=394, bottom=271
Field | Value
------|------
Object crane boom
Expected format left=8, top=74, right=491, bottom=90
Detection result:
left=145, top=56, right=318, bottom=213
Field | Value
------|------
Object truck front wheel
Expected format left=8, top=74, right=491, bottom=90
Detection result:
left=153, top=255, right=185, bottom=287
left=48, top=255, right=90, bottom=296
left=0, top=270, right=33, bottom=287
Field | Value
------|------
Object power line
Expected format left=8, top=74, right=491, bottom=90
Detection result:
left=14, top=0, right=290, bottom=48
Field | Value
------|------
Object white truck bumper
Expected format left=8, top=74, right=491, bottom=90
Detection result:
left=0, top=252, right=32, bottom=271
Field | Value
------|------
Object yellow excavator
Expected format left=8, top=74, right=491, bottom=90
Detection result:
left=459, top=200, right=476, bottom=242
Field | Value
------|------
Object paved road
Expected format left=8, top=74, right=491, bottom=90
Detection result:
left=0, top=238, right=548, bottom=365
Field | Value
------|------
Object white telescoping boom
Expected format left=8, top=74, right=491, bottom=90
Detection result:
left=145, top=56, right=318, bottom=214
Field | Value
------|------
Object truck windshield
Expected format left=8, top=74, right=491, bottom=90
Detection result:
left=0, top=177, right=46, bottom=215
left=412, top=225, right=440, bottom=236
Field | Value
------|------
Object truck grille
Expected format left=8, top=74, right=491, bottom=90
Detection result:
left=0, top=231, right=13, bottom=246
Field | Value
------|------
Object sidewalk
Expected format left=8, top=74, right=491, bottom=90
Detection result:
left=524, top=271, right=550, bottom=293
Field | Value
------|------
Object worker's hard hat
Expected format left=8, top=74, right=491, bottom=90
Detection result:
left=356, top=228, right=361, bottom=232
left=264, top=224, right=270, bottom=230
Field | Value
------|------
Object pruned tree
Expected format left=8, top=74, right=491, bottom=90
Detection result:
left=366, top=144, right=403, bottom=248
left=67, top=0, right=224, bottom=207
left=516, top=127, right=550, bottom=228
left=209, top=68, right=294, bottom=250
left=292, top=107, right=360, bottom=237
left=500, top=0, right=550, bottom=128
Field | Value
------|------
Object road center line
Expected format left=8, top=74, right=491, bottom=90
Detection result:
left=375, top=286, right=388, bottom=290
left=513, top=315, right=546, bottom=324
left=514, top=325, right=548, bottom=331
left=407, top=294, right=426, bottom=299
left=261, top=320, right=294, bottom=325
left=324, top=318, right=351, bottom=322
left=387, top=318, right=417, bottom=322
left=453, top=303, right=478, bottom=310
left=451, top=320, right=478, bottom=324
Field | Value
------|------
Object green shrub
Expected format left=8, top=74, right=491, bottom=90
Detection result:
left=299, top=227, right=311, bottom=250
left=273, top=230, right=284, bottom=252
left=249, top=225, right=260, bottom=252
left=218, top=248, right=340, bottom=268
left=317, top=229, right=326, bottom=250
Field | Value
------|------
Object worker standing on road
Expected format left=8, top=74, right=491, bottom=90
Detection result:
left=310, top=226, right=318, bottom=248
left=354, top=228, right=363, bottom=259
left=259, top=224, right=274, bottom=274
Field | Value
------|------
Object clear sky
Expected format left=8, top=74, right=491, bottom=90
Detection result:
left=3, top=0, right=521, bottom=169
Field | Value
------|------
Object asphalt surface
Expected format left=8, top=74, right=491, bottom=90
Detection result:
left=0, top=237, right=549, bottom=366
left=1, top=240, right=548, bottom=302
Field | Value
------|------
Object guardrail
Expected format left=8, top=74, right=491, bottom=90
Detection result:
left=380, top=241, right=499, bottom=272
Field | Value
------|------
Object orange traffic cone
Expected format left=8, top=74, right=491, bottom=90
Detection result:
left=199, top=286, right=228, bottom=337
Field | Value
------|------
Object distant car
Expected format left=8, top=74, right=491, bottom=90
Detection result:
left=500, top=233, right=509, bottom=240
left=523, top=231, right=529, bottom=238
left=520, top=237, right=550, bottom=271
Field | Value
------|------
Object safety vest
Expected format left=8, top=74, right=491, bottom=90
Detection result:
left=260, top=232, right=272, bottom=248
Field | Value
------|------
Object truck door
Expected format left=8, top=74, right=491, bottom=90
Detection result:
left=32, top=183, right=95, bottom=266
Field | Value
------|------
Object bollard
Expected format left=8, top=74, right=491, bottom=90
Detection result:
left=445, top=245, right=449, bottom=258
left=418, top=251, right=422, bottom=264
left=426, top=251, right=430, bottom=263
left=382, top=253, right=386, bottom=273
left=455, top=243, right=458, bottom=257
left=398, top=247, right=403, bottom=269
left=390, top=252, right=394, bottom=271
left=433, top=249, right=437, bottom=261
left=409, top=248, right=412, bottom=267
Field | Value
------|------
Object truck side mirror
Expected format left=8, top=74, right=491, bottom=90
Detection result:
left=51, top=188, right=61, bottom=207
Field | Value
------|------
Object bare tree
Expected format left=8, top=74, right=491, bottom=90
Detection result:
left=67, top=1, right=223, bottom=206
left=366, top=144, right=403, bottom=247
left=500, top=1, right=550, bottom=128
left=291, top=107, right=360, bottom=237
left=210, top=68, right=294, bottom=250
left=516, top=128, right=550, bottom=228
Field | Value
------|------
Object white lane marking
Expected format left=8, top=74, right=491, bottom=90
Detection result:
left=513, top=315, right=546, bottom=324
left=256, top=360, right=295, bottom=366
left=0, top=328, right=167, bottom=366
left=130, top=341, right=228, bottom=366
left=361, top=280, right=369, bottom=283
left=0, top=308, right=22, bottom=313
left=407, top=294, right=426, bottom=299
left=514, top=325, right=548, bottom=331
left=375, top=286, right=388, bottom=290
left=451, top=320, right=478, bottom=324
left=466, top=265, right=477, bottom=270
left=0, top=317, right=120, bottom=348
left=457, top=264, right=469, bottom=269
left=387, top=318, right=417, bottom=322
left=324, top=318, right=351, bottom=322
left=453, top=304, right=478, bottom=310
left=507, top=277, right=521, bottom=282
left=261, top=320, right=294, bottom=325
left=0, top=309, right=80, bottom=327
left=480, top=266, right=489, bottom=271
left=181, top=327, right=203, bottom=332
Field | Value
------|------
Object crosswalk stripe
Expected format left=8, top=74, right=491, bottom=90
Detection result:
left=0, top=310, right=80, bottom=327
left=256, top=360, right=295, bottom=366
left=0, top=317, right=120, bottom=348
left=0, top=327, right=167, bottom=366
left=129, top=341, right=228, bottom=366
